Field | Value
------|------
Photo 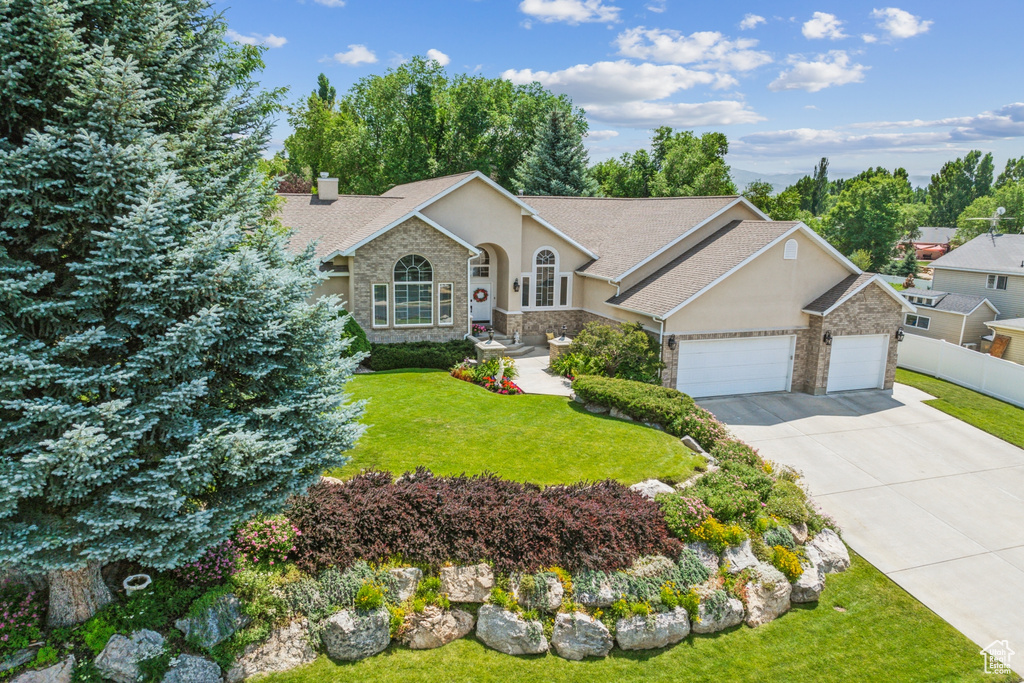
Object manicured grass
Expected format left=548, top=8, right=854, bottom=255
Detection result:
left=896, top=368, right=1024, bottom=449
left=333, top=370, right=703, bottom=485
left=263, top=553, right=1013, bottom=683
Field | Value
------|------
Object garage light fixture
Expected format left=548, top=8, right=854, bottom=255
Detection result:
left=513, top=278, right=520, bottom=293
left=896, top=327, right=905, bottom=342
left=668, top=335, right=677, bottom=350
left=823, top=330, right=833, bottom=346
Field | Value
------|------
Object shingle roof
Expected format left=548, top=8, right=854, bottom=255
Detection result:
left=914, top=227, right=956, bottom=245
left=930, top=233, right=1024, bottom=275
left=900, top=288, right=996, bottom=315
left=987, top=317, right=1024, bottom=331
left=522, top=195, right=740, bottom=280
left=803, top=273, right=876, bottom=314
left=605, top=220, right=799, bottom=317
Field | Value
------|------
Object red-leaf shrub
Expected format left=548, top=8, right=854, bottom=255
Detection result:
left=286, top=469, right=682, bottom=574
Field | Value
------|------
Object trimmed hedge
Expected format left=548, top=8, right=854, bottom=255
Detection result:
left=369, top=339, right=475, bottom=371
left=339, top=309, right=370, bottom=358
left=287, top=469, right=682, bottom=574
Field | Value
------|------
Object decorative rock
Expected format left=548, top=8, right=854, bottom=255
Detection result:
left=322, top=608, right=390, bottom=662
left=692, top=593, right=744, bottom=634
left=790, top=562, right=826, bottom=604
left=584, top=403, right=609, bottom=414
left=789, top=522, right=809, bottom=545
left=319, top=476, right=345, bottom=486
left=608, top=407, right=633, bottom=421
left=161, top=655, right=221, bottom=683
left=627, top=555, right=675, bottom=578
left=744, top=564, right=792, bottom=628
left=808, top=529, right=850, bottom=574
left=571, top=393, right=584, bottom=404
left=628, top=480, right=674, bottom=500
left=175, top=594, right=250, bottom=649
left=642, top=421, right=664, bottom=431
left=475, top=605, right=548, bottom=655
left=551, top=612, right=613, bottom=660
left=11, top=655, right=74, bottom=683
left=1, top=649, right=37, bottom=673
left=721, top=540, right=759, bottom=575
left=684, top=542, right=720, bottom=573
left=615, top=608, right=690, bottom=650
left=680, top=436, right=707, bottom=454
left=404, top=607, right=474, bottom=650
left=388, top=567, right=423, bottom=602
left=574, top=576, right=616, bottom=608
left=95, top=630, right=166, bottom=683
left=512, top=574, right=563, bottom=613
left=225, top=619, right=317, bottom=683
left=439, top=564, right=493, bottom=603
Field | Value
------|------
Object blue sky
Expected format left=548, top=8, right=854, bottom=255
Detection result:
left=219, top=0, right=1024, bottom=183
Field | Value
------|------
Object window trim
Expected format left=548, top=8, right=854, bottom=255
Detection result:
left=393, top=254, right=434, bottom=327
left=438, top=282, right=454, bottom=326
left=470, top=248, right=490, bottom=278
left=372, top=283, right=389, bottom=328
left=986, top=274, right=1008, bottom=290
left=905, top=313, right=930, bottom=330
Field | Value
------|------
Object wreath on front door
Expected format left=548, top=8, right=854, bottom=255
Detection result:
left=473, top=288, right=489, bottom=303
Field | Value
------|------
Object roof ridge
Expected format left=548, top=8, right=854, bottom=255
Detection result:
left=523, top=195, right=741, bottom=201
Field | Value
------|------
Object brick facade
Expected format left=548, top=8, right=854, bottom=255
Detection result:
left=351, top=216, right=473, bottom=343
left=661, top=328, right=811, bottom=392
left=519, top=309, right=619, bottom=343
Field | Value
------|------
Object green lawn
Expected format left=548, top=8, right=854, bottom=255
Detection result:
left=264, top=552, right=1012, bottom=683
left=332, top=370, right=703, bottom=485
left=896, top=368, right=1024, bottom=449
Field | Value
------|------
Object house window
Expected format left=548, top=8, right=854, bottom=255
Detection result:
left=471, top=250, right=490, bottom=278
left=534, top=249, right=557, bottom=308
left=783, top=238, right=798, bottom=260
left=559, top=275, right=569, bottom=306
left=372, top=284, right=388, bottom=328
left=986, top=274, right=1008, bottom=290
left=438, top=283, right=453, bottom=325
left=905, top=313, right=930, bottom=330
left=394, top=255, right=433, bottom=326
left=521, top=276, right=530, bottom=307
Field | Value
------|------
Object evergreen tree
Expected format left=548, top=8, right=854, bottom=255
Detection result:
left=514, top=109, right=598, bottom=196
left=0, top=0, right=363, bottom=625
left=316, top=73, right=337, bottom=106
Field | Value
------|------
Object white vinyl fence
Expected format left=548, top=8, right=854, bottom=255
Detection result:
left=897, top=333, right=1024, bottom=408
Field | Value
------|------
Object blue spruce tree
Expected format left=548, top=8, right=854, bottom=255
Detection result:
left=514, top=108, right=599, bottom=196
left=0, top=1, right=363, bottom=625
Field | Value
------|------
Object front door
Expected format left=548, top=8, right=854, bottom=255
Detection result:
left=471, top=284, right=491, bottom=322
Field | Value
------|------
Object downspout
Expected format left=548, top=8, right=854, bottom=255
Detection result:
left=959, top=312, right=967, bottom=347
left=464, top=253, right=474, bottom=339
left=654, top=315, right=665, bottom=384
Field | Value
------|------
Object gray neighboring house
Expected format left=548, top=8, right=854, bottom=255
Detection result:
left=929, top=233, right=1024, bottom=319
left=899, top=288, right=999, bottom=347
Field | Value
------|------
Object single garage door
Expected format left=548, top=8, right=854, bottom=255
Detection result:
left=826, top=334, right=889, bottom=392
left=676, top=336, right=795, bottom=398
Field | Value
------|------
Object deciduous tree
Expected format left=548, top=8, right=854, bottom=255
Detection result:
left=928, top=150, right=994, bottom=226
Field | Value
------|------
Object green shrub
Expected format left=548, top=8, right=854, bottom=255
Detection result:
left=691, top=518, right=747, bottom=554
left=658, top=494, right=714, bottom=540
left=571, top=375, right=693, bottom=425
left=749, top=534, right=771, bottom=562
left=720, top=461, right=774, bottom=502
left=354, top=582, right=385, bottom=611
left=764, top=526, right=796, bottom=550
left=369, top=340, right=475, bottom=371
left=692, top=471, right=762, bottom=523
left=766, top=480, right=810, bottom=524
left=771, top=546, right=803, bottom=582
left=79, top=613, right=118, bottom=655
left=487, top=587, right=520, bottom=613
left=711, top=440, right=762, bottom=468
left=669, top=405, right=729, bottom=452
left=567, top=321, right=664, bottom=383
left=550, top=351, right=605, bottom=378
left=34, top=645, right=59, bottom=668
left=386, top=604, right=406, bottom=639
left=339, top=309, right=370, bottom=359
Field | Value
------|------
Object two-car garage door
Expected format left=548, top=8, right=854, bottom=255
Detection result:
left=675, top=336, right=795, bottom=398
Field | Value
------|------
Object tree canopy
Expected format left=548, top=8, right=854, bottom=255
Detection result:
left=514, top=108, right=598, bottom=196
left=928, top=150, right=994, bottom=226
left=825, top=172, right=912, bottom=271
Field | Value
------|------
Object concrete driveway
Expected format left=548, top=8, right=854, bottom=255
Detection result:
left=702, top=384, right=1024, bottom=653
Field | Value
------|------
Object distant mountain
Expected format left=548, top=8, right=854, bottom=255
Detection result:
left=730, top=169, right=806, bottom=193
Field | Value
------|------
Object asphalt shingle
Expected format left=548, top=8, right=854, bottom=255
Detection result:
left=930, top=233, right=1024, bottom=275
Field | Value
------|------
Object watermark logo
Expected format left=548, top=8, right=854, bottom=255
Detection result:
left=981, top=640, right=1015, bottom=675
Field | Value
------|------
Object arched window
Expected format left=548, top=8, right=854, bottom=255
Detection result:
left=783, top=238, right=798, bottom=260
left=534, top=249, right=557, bottom=307
left=471, top=249, right=490, bottom=277
left=394, top=255, right=433, bottom=326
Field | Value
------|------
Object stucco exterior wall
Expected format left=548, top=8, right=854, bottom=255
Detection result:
left=520, top=216, right=590, bottom=274
left=351, top=216, right=473, bottom=343
left=932, top=268, right=1024, bottom=319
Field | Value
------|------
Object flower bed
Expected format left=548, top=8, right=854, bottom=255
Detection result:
left=450, top=357, right=524, bottom=395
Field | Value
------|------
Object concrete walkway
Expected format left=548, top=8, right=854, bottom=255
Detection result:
left=514, top=347, right=572, bottom=396
left=702, top=385, right=1024, bottom=656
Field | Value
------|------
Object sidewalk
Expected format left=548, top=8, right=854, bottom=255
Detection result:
left=514, top=348, right=572, bottom=396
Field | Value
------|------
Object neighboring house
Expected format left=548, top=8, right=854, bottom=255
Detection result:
left=910, top=227, right=956, bottom=260
left=984, top=318, right=1024, bottom=365
left=899, top=288, right=999, bottom=347
left=930, top=233, right=1024, bottom=319
left=280, top=171, right=913, bottom=397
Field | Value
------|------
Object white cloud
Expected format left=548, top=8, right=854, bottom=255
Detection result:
left=848, top=103, right=1024, bottom=140
left=871, top=7, right=932, bottom=39
left=768, top=51, right=867, bottom=92
left=802, top=12, right=847, bottom=40
left=225, top=29, right=287, bottom=48
left=426, top=49, right=450, bottom=66
left=502, top=61, right=721, bottom=105
left=615, top=27, right=772, bottom=72
left=313, top=0, right=345, bottom=6
left=331, top=44, right=377, bottom=65
left=586, top=129, right=620, bottom=141
left=861, top=33, right=878, bottom=43
left=646, top=0, right=667, bottom=12
left=739, top=14, right=766, bottom=30
left=518, top=0, right=620, bottom=24
left=585, top=100, right=764, bottom=127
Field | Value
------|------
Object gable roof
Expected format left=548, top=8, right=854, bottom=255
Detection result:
left=914, top=227, right=956, bottom=245
left=900, top=288, right=999, bottom=316
left=986, top=317, right=1024, bottom=332
left=929, top=233, right=1024, bottom=275
left=803, top=273, right=916, bottom=316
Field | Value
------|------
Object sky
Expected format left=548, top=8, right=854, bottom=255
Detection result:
left=218, top=0, right=1024, bottom=184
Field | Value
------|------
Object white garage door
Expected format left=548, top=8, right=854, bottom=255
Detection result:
left=826, top=334, right=889, bottom=392
left=675, top=336, right=795, bottom=398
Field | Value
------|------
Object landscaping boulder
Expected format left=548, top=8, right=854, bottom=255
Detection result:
left=808, top=529, right=850, bottom=574
left=440, top=564, right=493, bottom=603
left=684, top=542, right=720, bottom=573
left=789, top=521, right=809, bottom=545
left=574, top=576, right=616, bottom=608
left=11, top=656, right=74, bottom=683
left=584, top=403, right=609, bottom=415
left=161, top=655, right=221, bottom=683
left=790, top=546, right=826, bottom=604
left=225, top=619, right=317, bottom=683
left=615, top=608, right=690, bottom=650
left=721, top=540, right=759, bottom=574
left=1, top=649, right=37, bottom=673
left=628, top=480, right=674, bottom=500
left=475, top=605, right=548, bottom=655
left=404, top=607, right=474, bottom=650
left=388, top=567, right=423, bottom=602
left=95, top=630, right=165, bottom=683
left=175, top=593, right=250, bottom=649
left=628, top=555, right=676, bottom=578
left=322, top=608, right=390, bottom=662
left=512, top=574, right=563, bottom=612
left=744, top=564, right=791, bottom=628
left=692, top=593, right=744, bottom=634
left=680, top=436, right=707, bottom=455
left=609, top=407, right=633, bottom=422
left=551, top=612, right=613, bottom=660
